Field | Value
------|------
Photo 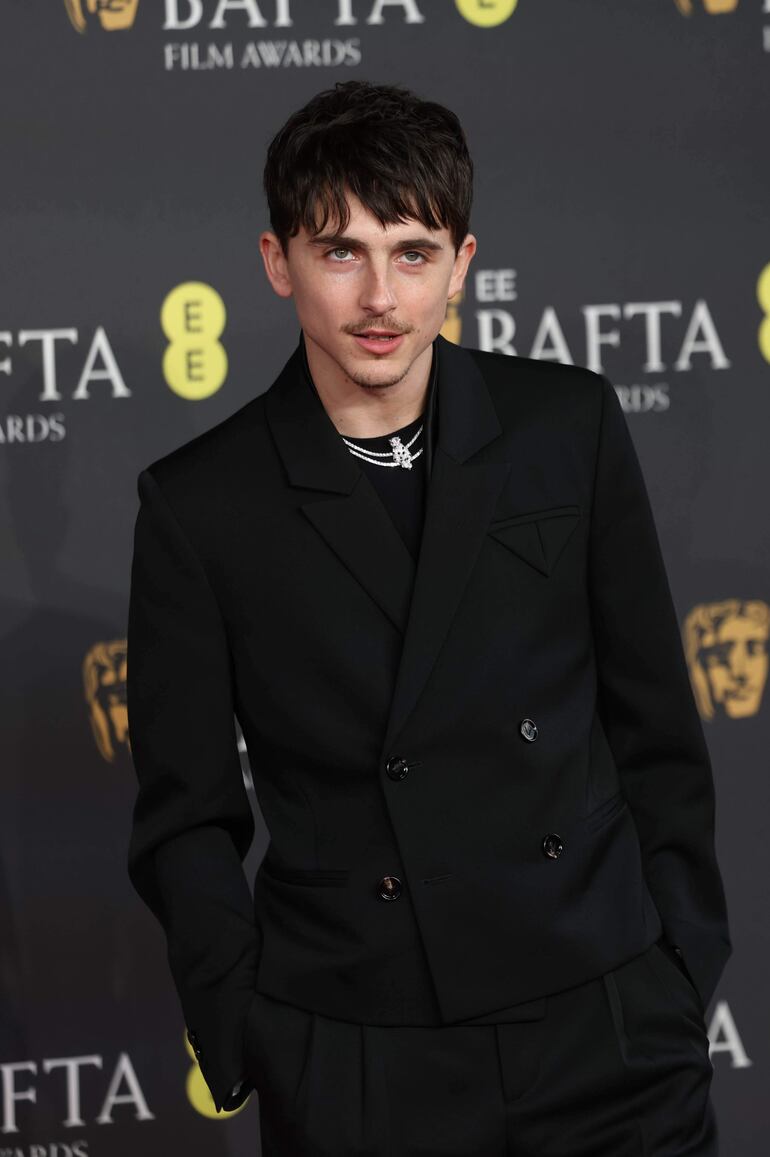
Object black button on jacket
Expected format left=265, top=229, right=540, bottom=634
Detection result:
left=126, top=333, right=731, bottom=1112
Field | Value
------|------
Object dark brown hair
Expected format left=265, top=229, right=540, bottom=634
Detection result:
left=263, top=80, right=473, bottom=254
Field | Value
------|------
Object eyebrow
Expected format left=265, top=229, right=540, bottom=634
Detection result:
left=308, top=233, right=445, bottom=253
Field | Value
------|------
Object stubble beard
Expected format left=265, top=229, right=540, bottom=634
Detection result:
left=347, top=366, right=412, bottom=390
left=341, top=348, right=414, bottom=391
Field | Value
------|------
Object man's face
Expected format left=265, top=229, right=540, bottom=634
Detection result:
left=260, top=192, right=476, bottom=391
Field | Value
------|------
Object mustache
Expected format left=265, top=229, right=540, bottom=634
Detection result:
left=342, top=321, right=413, bottom=335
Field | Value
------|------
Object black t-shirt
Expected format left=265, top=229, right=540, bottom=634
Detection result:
left=347, top=410, right=427, bottom=562
left=338, top=344, right=438, bottom=562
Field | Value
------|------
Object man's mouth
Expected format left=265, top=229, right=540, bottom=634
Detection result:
left=352, top=330, right=402, bottom=342
left=349, top=328, right=407, bottom=354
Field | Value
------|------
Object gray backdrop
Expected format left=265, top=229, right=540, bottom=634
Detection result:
left=1, top=1, right=767, bottom=1153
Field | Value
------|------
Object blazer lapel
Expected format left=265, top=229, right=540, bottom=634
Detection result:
left=264, top=333, right=510, bottom=753
left=379, top=337, right=510, bottom=755
left=264, top=336, right=417, bottom=634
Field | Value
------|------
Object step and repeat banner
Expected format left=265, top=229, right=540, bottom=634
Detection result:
left=1, top=1, right=768, bottom=1153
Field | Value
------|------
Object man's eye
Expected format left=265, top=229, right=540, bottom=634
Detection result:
left=324, top=248, right=426, bottom=264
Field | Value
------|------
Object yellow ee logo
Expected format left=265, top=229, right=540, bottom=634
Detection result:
left=757, top=264, right=770, bottom=364
left=161, top=281, right=228, bottom=400
left=184, top=1032, right=249, bottom=1119
left=455, top=0, right=519, bottom=28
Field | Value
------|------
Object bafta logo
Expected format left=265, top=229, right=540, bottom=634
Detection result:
left=83, top=639, right=129, bottom=761
left=673, top=0, right=739, bottom=14
left=64, top=0, right=140, bottom=34
left=683, top=599, right=769, bottom=721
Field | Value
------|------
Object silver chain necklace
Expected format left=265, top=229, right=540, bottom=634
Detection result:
left=342, top=424, right=424, bottom=470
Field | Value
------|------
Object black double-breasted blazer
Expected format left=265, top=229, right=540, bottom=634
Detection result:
left=126, top=333, right=731, bottom=1111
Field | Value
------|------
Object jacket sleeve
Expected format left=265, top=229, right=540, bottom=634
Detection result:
left=126, top=466, right=259, bottom=1112
left=588, top=374, right=731, bottom=1011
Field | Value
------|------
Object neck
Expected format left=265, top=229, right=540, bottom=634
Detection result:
left=303, top=333, right=433, bottom=439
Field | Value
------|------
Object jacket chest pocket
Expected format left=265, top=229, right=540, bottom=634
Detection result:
left=487, top=504, right=581, bottom=577
left=584, top=790, right=628, bottom=834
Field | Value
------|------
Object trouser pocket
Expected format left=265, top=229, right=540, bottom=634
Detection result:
left=651, top=938, right=705, bottom=1016
left=604, top=945, right=711, bottom=1070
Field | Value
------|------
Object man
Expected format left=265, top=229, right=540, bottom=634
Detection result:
left=127, top=81, right=731, bottom=1154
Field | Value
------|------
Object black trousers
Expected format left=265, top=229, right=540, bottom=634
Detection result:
left=242, top=940, right=717, bottom=1156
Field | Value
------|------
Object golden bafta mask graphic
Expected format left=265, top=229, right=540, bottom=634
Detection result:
left=83, top=639, right=129, bottom=761
left=441, top=288, right=464, bottom=346
left=64, top=0, right=140, bottom=34
left=673, top=0, right=739, bottom=13
left=683, top=600, right=769, bottom=721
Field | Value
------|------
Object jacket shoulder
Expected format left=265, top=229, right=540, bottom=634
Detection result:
left=467, top=344, right=604, bottom=393
left=136, top=391, right=270, bottom=502
left=463, top=345, right=607, bottom=435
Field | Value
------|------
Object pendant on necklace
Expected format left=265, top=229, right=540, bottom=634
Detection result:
left=389, top=435, right=414, bottom=469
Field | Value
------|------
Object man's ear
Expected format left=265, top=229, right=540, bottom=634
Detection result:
left=259, top=231, right=293, bottom=299
left=448, top=233, right=477, bottom=301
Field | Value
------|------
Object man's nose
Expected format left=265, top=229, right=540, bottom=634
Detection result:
left=359, top=263, right=398, bottom=315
